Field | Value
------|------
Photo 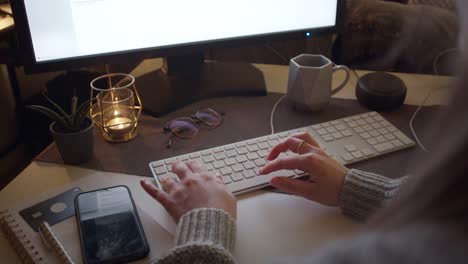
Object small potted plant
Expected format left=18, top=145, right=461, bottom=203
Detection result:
left=28, top=93, right=94, bottom=164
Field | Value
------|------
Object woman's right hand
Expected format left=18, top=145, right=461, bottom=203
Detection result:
left=259, top=132, right=349, bottom=206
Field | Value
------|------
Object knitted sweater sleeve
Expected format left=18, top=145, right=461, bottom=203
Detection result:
left=339, top=169, right=406, bottom=220
left=153, top=208, right=236, bottom=264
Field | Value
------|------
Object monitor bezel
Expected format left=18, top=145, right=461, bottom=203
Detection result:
left=11, top=0, right=344, bottom=73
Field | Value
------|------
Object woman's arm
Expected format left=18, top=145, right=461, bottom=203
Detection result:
left=153, top=208, right=236, bottom=264
left=340, top=169, right=406, bottom=220
left=260, top=132, right=405, bottom=221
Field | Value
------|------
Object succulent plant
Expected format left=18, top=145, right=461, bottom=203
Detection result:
left=28, top=93, right=92, bottom=133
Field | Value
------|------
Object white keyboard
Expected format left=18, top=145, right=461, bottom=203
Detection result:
left=149, top=112, right=415, bottom=195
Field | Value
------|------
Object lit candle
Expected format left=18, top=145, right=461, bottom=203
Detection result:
left=105, top=117, right=134, bottom=136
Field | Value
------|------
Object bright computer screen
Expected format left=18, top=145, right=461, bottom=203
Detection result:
left=22, top=0, right=338, bottom=63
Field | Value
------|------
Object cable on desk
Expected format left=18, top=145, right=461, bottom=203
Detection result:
left=433, top=48, right=458, bottom=75
left=270, top=95, right=287, bottom=134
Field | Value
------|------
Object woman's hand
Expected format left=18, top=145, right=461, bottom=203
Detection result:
left=259, top=132, right=349, bottom=206
left=141, top=160, right=237, bottom=222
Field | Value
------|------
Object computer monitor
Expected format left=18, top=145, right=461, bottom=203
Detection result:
left=12, top=0, right=342, bottom=115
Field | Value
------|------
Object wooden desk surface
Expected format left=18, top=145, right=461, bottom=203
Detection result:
left=0, top=60, right=454, bottom=264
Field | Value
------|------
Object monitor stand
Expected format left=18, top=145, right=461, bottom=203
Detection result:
left=135, top=53, right=267, bottom=117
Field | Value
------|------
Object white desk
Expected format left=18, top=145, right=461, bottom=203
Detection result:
left=0, top=61, right=453, bottom=264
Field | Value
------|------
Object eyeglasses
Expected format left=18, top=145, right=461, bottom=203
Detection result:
left=163, top=108, right=224, bottom=148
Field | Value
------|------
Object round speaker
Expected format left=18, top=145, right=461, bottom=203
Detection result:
left=356, top=72, right=407, bottom=110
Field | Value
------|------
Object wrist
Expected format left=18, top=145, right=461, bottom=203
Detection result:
left=175, top=208, right=237, bottom=252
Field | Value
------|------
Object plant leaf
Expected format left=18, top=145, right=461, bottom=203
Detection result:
left=71, top=95, right=78, bottom=117
left=27, top=105, right=69, bottom=130
left=43, top=94, right=72, bottom=127
left=73, top=99, right=93, bottom=129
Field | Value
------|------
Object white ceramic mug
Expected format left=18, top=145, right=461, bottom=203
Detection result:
left=287, top=54, right=350, bottom=111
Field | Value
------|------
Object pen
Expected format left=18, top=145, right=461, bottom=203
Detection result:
left=38, top=221, right=74, bottom=264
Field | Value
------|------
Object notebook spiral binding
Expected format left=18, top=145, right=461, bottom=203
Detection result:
left=0, top=210, right=44, bottom=264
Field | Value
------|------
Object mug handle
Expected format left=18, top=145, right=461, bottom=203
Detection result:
left=331, top=65, right=350, bottom=96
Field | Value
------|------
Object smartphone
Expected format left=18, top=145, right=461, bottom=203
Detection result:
left=75, top=186, right=150, bottom=264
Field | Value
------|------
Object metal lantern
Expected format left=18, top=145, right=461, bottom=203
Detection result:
left=90, top=73, right=142, bottom=142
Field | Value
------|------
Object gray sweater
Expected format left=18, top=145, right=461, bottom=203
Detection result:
left=152, top=169, right=468, bottom=263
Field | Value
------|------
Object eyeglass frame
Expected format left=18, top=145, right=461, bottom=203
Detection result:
left=163, top=108, right=224, bottom=148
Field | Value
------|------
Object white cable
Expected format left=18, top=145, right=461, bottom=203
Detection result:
left=270, top=95, right=287, bottom=134
left=409, top=86, right=441, bottom=153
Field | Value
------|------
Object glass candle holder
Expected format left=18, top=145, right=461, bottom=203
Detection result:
left=90, top=73, right=142, bottom=142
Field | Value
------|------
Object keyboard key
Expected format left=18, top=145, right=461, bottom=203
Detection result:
left=376, top=136, right=386, bottom=143
left=352, top=116, right=361, bottom=120
left=203, top=155, right=215, bottom=163
left=371, top=123, right=382, bottom=129
left=344, top=117, right=352, bottom=122
left=332, top=132, right=343, bottom=139
left=351, top=151, right=364, bottom=159
left=237, top=147, right=248, bottom=155
left=236, top=155, right=248, bottom=163
left=362, top=148, right=375, bottom=156
left=374, top=142, right=394, bottom=152
left=243, top=161, right=256, bottom=170
left=258, top=142, right=270, bottom=150
left=223, top=176, right=232, bottom=184
left=231, top=173, right=244, bottom=182
left=312, top=124, right=322, bottom=130
left=257, top=138, right=268, bottom=143
left=201, top=150, right=212, bottom=156
left=341, top=153, right=354, bottom=162
left=189, top=153, right=201, bottom=159
left=205, top=163, right=214, bottom=171
left=369, top=130, right=380, bottom=137
left=225, top=158, right=236, bottom=166
left=317, top=129, right=327, bottom=135
left=232, top=164, right=244, bottom=172
left=213, top=147, right=224, bottom=153
left=342, top=130, right=352, bottom=137
left=220, top=167, right=233, bottom=176
left=154, top=166, right=167, bottom=175
left=394, top=132, right=413, bottom=145
left=322, top=134, right=334, bottom=142
left=357, top=120, right=366, bottom=126
left=235, top=142, right=246, bottom=148
left=354, top=127, right=364, bottom=133
left=331, top=120, right=340, bottom=125
left=360, top=132, right=371, bottom=139
left=326, top=127, right=337, bottom=133
left=387, top=126, right=397, bottom=132
left=335, top=124, right=347, bottom=130
left=345, top=144, right=357, bottom=152
left=215, top=153, right=227, bottom=160
left=268, top=139, right=280, bottom=147
left=243, top=170, right=256, bottom=179
left=380, top=121, right=391, bottom=127
left=152, top=161, right=165, bottom=167
left=165, top=158, right=175, bottom=165
left=348, top=121, right=358, bottom=128
left=367, top=138, right=378, bottom=145
left=247, top=144, right=259, bottom=152
left=278, top=132, right=288, bottom=138
left=224, top=145, right=235, bottom=150
left=391, top=139, right=404, bottom=147
left=254, top=158, right=267, bottom=167
left=373, top=115, right=384, bottom=121
left=361, top=113, right=370, bottom=118
left=226, top=150, right=237, bottom=157
left=322, top=122, right=331, bottom=127
left=258, top=149, right=269, bottom=157
left=268, top=135, right=279, bottom=140
left=363, top=125, right=373, bottom=131
left=378, top=128, right=389, bottom=134
left=213, top=161, right=225, bottom=169
left=247, top=152, right=259, bottom=160
left=369, top=112, right=378, bottom=117
left=365, top=118, right=374, bottom=123
left=385, top=134, right=396, bottom=141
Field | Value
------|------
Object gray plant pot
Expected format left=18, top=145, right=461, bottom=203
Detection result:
left=50, top=117, right=94, bottom=164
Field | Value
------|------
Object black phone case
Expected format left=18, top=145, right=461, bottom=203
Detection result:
left=74, top=185, right=150, bottom=264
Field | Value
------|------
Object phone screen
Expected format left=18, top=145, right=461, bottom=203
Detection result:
left=75, top=186, right=149, bottom=264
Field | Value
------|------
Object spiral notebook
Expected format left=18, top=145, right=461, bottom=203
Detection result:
left=0, top=206, right=173, bottom=264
